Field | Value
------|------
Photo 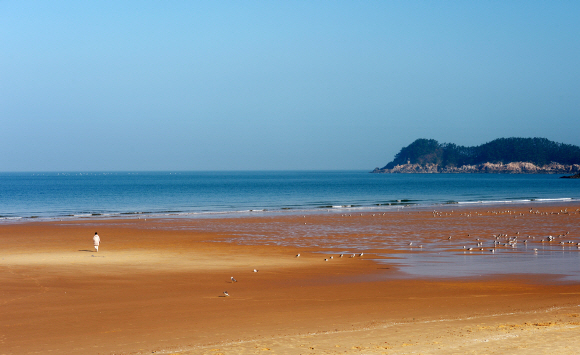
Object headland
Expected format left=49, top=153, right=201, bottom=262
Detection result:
left=373, top=137, right=580, bottom=174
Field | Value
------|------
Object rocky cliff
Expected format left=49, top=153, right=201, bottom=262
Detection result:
left=372, top=161, right=580, bottom=174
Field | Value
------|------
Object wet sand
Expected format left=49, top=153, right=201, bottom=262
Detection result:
left=1, top=203, right=580, bottom=354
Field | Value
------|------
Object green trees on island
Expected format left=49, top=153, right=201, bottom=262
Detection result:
left=382, top=138, right=580, bottom=169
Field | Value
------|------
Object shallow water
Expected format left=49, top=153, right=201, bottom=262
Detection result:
left=198, top=203, right=580, bottom=282
left=381, top=244, right=580, bottom=282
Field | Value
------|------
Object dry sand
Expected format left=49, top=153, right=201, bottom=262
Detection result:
left=1, top=203, right=580, bottom=354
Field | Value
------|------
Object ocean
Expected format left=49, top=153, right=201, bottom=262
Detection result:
left=0, top=171, right=578, bottom=221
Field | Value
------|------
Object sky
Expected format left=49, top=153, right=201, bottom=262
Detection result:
left=1, top=1, right=579, bottom=171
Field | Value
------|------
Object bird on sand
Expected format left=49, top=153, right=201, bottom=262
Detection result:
left=253, top=269, right=258, bottom=272
left=231, top=277, right=237, bottom=282
left=296, top=253, right=300, bottom=257
left=223, top=291, right=229, bottom=297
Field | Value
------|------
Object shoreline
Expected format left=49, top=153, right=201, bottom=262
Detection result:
left=1, top=196, right=577, bottom=225
left=2, top=202, right=580, bottom=354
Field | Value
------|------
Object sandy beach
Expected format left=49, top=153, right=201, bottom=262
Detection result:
left=2, top=203, right=580, bottom=354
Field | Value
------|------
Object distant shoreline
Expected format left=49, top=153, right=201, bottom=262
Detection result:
left=372, top=161, right=580, bottom=174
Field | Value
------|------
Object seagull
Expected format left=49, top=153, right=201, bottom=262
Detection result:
left=359, top=253, right=364, bottom=257
left=231, top=277, right=237, bottom=282
left=324, top=258, right=328, bottom=261
left=296, top=254, right=300, bottom=257
left=330, top=256, right=333, bottom=259
left=223, top=291, right=229, bottom=297
left=339, top=254, right=343, bottom=258
left=253, top=269, right=258, bottom=272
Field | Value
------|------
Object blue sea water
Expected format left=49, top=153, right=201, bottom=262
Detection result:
left=0, top=171, right=578, bottom=221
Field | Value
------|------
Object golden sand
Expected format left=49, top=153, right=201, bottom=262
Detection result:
left=1, top=203, right=579, bottom=354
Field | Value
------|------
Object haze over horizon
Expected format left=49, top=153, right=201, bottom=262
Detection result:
left=1, top=1, right=579, bottom=172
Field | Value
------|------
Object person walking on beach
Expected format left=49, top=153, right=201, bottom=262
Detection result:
left=93, top=232, right=100, bottom=252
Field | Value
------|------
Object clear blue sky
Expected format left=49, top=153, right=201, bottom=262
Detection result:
left=1, top=1, right=578, bottom=171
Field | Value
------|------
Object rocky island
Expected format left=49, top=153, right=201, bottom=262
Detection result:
left=561, top=173, right=580, bottom=179
left=372, top=138, right=580, bottom=174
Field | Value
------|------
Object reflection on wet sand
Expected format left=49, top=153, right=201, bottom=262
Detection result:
left=177, top=203, right=580, bottom=282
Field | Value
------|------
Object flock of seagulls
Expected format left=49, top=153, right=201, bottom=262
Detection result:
left=223, top=277, right=238, bottom=296
left=222, top=207, right=577, bottom=297
left=424, top=208, right=578, bottom=255
left=323, top=252, right=364, bottom=262
left=222, top=251, right=366, bottom=297
left=453, top=229, right=577, bottom=255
